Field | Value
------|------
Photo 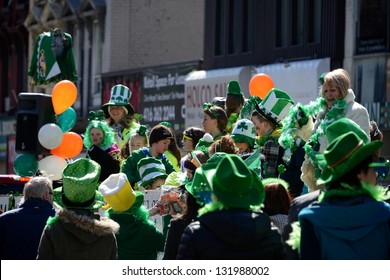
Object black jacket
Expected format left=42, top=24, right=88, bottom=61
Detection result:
left=163, top=218, right=193, bottom=260
left=176, top=209, right=286, bottom=260
left=282, top=190, right=321, bottom=259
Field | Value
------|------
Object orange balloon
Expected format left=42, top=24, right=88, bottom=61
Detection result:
left=52, top=80, right=78, bottom=115
left=249, top=73, right=274, bottom=99
left=50, top=132, right=83, bottom=158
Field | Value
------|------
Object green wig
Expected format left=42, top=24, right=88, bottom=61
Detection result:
left=83, top=120, right=116, bottom=150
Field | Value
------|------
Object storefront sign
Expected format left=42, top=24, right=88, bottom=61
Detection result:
left=141, top=63, right=196, bottom=132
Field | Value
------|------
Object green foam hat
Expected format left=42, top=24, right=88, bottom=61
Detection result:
left=226, top=80, right=243, bottom=96
left=255, top=88, right=294, bottom=126
left=53, top=158, right=104, bottom=210
left=203, top=154, right=265, bottom=208
left=101, top=84, right=134, bottom=117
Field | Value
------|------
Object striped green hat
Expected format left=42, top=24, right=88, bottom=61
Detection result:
left=101, top=84, right=134, bottom=117
left=137, top=157, right=168, bottom=187
left=255, top=88, right=294, bottom=126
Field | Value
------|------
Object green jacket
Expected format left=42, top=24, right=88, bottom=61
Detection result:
left=107, top=208, right=165, bottom=260
left=28, top=31, right=77, bottom=85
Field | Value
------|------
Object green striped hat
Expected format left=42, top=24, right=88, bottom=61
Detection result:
left=255, top=88, right=294, bottom=126
left=137, top=157, right=168, bottom=187
left=231, top=118, right=256, bottom=147
left=101, top=84, right=134, bottom=117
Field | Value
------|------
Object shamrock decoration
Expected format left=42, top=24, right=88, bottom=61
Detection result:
left=237, top=121, right=248, bottom=132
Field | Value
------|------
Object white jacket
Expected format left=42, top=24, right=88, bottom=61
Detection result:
left=301, top=89, right=370, bottom=191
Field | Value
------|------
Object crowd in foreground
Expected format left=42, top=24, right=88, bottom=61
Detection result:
left=0, top=68, right=389, bottom=260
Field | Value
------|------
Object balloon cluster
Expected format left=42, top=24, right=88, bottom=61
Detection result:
left=13, top=80, right=83, bottom=180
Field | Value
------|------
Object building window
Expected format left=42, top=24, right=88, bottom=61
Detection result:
left=307, top=0, right=321, bottom=43
left=215, top=0, right=253, bottom=56
left=215, top=0, right=226, bottom=56
left=92, top=20, right=102, bottom=96
left=276, top=0, right=290, bottom=48
left=356, top=0, right=388, bottom=54
left=242, top=0, right=253, bottom=53
left=291, top=0, right=304, bottom=45
left=276, top=0, right=322, bottom=47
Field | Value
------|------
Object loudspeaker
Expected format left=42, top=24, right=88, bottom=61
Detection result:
left=15, top=93, right=56, bottom=153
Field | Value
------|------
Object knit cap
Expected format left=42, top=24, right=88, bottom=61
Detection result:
left=231, top=119, right=256, bottom=147
left=137, top=157, right=168, bottom=187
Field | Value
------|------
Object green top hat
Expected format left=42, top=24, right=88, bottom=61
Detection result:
left=316, top=131, right=383, bottom=186
left=136, top=125, right=149, bottom=137
left=231, top=118, right=256, bottom=147
left=255, top=88, right=294, bottom=126
left=101, top=84, right=135, bottom=117
left=53, top=158, right=104, bottom=209
left=137, top=157, right=168, bottom=187
left=226, top=80, right=243, bottom=96
left=203, top=154, right=265, bottom=208
left=159, top=121, right=172, bottom=128
left=317, top=118, right=370, bottom=170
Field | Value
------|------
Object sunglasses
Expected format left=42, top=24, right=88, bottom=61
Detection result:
left=369, top=160, right=389, bottom=180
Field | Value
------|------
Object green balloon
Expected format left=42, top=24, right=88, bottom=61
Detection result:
left=58, top=107, right=77, bottom=132
left=13, top=153, right=38, bottom=177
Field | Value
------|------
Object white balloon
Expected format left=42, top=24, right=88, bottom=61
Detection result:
left=38, top=123, right=63, bottom=150
left=38, top=155, right=67, bottom=180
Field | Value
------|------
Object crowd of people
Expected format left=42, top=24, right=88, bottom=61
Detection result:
left=1, top=68, right=389, bottom=260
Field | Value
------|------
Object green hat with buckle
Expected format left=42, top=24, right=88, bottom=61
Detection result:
left=101, top=84, right=135, bottom=117
left=316, top=131, right=383, bottom=185
left=203, top=154, right=265, bottom=208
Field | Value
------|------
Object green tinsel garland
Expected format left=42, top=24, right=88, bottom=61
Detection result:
left=226, top=113, right=239, bottom=133
left=279, top=98, right=323, bottom=164
left=304, top=98, right=347, bottom=177
left=279, top=97, right=347, bottom=173
left=239, top=96, right=262, bottom=120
